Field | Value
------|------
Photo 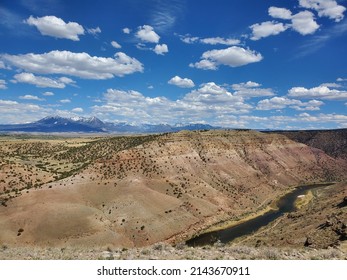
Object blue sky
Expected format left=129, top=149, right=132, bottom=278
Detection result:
left=0, top=0, right=347, bottom=129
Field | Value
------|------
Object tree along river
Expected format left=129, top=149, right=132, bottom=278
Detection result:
left=186, top=183, right=332, bottom=246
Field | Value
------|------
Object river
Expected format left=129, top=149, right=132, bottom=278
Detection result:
left=186, top=183, right=332, bottom=246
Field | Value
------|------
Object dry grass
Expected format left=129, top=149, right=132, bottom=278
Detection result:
left=0, top=243, right=345, bottom=260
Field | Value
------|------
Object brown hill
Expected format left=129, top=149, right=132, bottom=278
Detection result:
left=266, top=129, right=347, bottom=161
left=0, top=130, right=346, bottom=248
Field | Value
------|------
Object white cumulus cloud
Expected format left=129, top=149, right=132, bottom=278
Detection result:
left=189, top=59, right=217, bottom=70
left=168, top=76, right=195, bottom=88
left=250, top=21, right=289, bottom=40
left=232, top=81, right=275, bottom=98
left=190, top=46, right=263, bottom=70
left=291, top=11, right=320, bottom=35
left=256, top=96, right=323, bottom=111
left=60, top=99, right=71, bottom=103
left=42, top=91, right=54, bottom=96
left=13, top=72, right=75, bottom=88
left=0, top=99, right=50, bottom=124
left=1, top=50, right=143, bottom=79
left=252, top=6, right=322, bottom=39
left=92, top=83, right=252, bottom=125
left=288, top=85, right=347, bottom=100
left=122, top=27, right=131, bottom=34
left=268, top=7, right=292, bottom=19
left=233, top=81, right=261, bottom=89
left=136, top=25, right=160, bottom=43
left=19, top=94, right=44, bottom=101
left=153, top=44, right=168, bottom=55
left=299, top=0, right=346, bottom=22
left=25, top=15, right=85, bottom=41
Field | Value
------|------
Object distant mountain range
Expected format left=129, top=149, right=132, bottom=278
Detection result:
left=0, top=116, right=220, bottom=133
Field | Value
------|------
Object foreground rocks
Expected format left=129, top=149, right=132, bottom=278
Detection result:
left=0, top=243, right=346, bottom=260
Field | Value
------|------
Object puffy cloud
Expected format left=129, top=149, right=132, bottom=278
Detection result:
left=232, top=81, right=261, bottom=89
left=299, top=0, right=346, bottom=22
left=0, top=79, right=7, bottom=89
left=13, top=72, right=76, bottom=88
left=239, top=113, right=347, bottom=129
left=337, top=77, right=347, bottom=82
left=288, top=85, right=347, bottom=100
left=92, top=84, right=252, bottom=124
left=250, top=21, right=289, bottom=40
left=189, top=59, right=217, bottom=70
left=0, top=99, right=51, bottom=124
left=190, top=46, right=263, bottom=70
left=253, top=7, right=321, bottom=39
left=268, top=7, right=292, bottom=19
left=122, top=27, right=131, bottom=34
left=87, top=27, right=101, bottom=36
left=0, top=99, right=40, bottom=111
left=231, top=81, right=275, bottom=98
left=192, top=82, right=230, bottom=96
left=256, top=96, right=323, bottom=111
left=153, top=44, right=169, bottom=55
left=111, top=41, right=122, bottom=49
left=168, top=76, right=195, bottom=88
left=42, top=91, right=54, bottom=96
left=320, top=82, right=341, bottom=88
left=19, top=94, right=44, bottom=101
left=178, top=83, right=252, bottom=114
left=25, top=15, right=84, bottom=41
left=135, top=25, right=160, bottom=43
left=2, top=50, right=143, bottom=79
left=180, top=34, right=240, bottom=45
left=291, top=11, right=320, bottom=35
left=60, top=99, right=71, bottom=103
left=72, top=107, right=83, bottom=113
left=0, top=99, right=19, bottom=106
left=296, top=112, right=347, bottom=124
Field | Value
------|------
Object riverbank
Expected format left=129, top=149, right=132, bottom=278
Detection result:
left=192, top=182, right=334, bottom=238
left=236, top=182, right=347, bottom=250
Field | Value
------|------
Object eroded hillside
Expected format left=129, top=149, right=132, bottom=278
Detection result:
left=0, top=130, right=346, bottom=248
left=267, top=129, right=347, bottom=161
